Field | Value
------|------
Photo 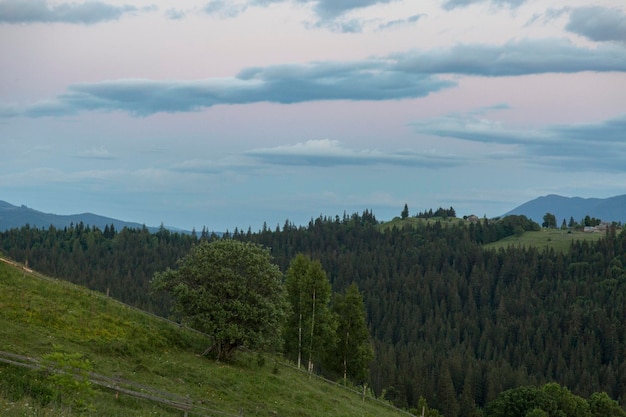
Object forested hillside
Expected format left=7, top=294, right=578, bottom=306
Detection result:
left=0, top=224, right=196, bottom=314
left=1, top=213, right=625, bottom=416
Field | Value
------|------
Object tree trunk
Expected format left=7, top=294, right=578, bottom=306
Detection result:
left=297, top=312, right=302, bottom=369
left=343, top=329, right=349, bottom=385
left=308, top=287, right=316, bottom=374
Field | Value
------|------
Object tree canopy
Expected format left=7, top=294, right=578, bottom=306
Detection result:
left=542, top=212, right=557, bottom=229
left=484, top=383, right=626, bottom=417
left=330, top=283, right=374, bottom=384
left=283, top=254, right=337, bottom=373
left=151, top=240, right=286, bottom=359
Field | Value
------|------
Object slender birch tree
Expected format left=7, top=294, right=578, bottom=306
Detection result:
left=330, top=283, right=374, bottom=384
left=284, top=254, right=336, bottom=373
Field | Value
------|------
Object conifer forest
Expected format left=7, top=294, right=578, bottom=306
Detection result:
left=2, top=211, right=626, bottom=416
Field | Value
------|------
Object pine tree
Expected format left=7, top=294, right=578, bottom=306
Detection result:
left=437, top=365, right=460, bottom=417
left=401, top=204, right=409, bottom=219
left=569, top=216, right=576, bottom=228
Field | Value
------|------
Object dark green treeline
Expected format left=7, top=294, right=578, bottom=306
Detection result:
left=0, top=223, right=196, bottom=314
left=1, top=214, right=626, bottom=416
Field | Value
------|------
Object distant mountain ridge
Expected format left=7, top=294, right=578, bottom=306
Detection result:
left=0, top=200, right=165, bottom=232
left=3, top=195, right=625, bottom=234
left=505, top=194, right=626, bottom=224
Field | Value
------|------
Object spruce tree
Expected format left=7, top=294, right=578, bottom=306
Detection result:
left=401, top=204, right=409, bottom=219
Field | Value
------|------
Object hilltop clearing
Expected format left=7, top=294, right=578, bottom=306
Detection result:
left=483, top=228, right=607, bottom=252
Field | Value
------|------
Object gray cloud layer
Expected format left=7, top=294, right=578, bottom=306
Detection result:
left=231, top=114, right=626, bottom=171
left=377, top=14, right=423, bottom=30
left=528, top=6, right=626, bottom=44
left=202, top=0, right=401, bottom=32
left=249, top=0, right=398, bottom=20
left=3, top=38, right=625, bottom=118
left=0, top=0, right=140, bottom=24
left=442, top=0, right=525, bottom=10
left=307, top=0, right=397, bottom=20
left=245, top=139, right=462, bottom=168
left=395, top=38, right=626, bottom=76
left=5, top=61, right=455, bottom=117
left=412, top=114, right=626, bottom=172
left=204, top=0, right=248, bottom=18
left=566, top=6, right=626, bottom=43
left=210, top=0, right=525, bottom=20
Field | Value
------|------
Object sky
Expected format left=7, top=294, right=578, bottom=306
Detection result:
left=1, top=0, right=625, bottom=232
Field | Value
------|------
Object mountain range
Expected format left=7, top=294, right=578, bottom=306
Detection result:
left=505, top=194, right=626, bottom=225
left=0, top=200, right=163, bottom=232
left=2, top=194, right=625, bottom=232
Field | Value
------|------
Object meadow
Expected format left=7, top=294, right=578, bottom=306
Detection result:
left=0, top=257, right=412, bottom=417
left=483, top=228, right=607, bottom=252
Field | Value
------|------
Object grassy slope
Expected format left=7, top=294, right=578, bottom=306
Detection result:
left=0, top=258, right=411, bottom=417
left=379, top=217, right=609, bottom=252
left=483, top=229, right=606, bottom=252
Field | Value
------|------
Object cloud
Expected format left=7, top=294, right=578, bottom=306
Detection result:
left=549, top=116, right=626, bottom=144
left=204, top=0, right=401, bottom=30
left=441, top=0, right=525, bottom=10
left=252, top=0, right=399, bottom=20
left=378, top=14, right=423, bottom=30
left=468, top=103, right=511, bottom=115
left=394, top=38, right=626, bottom=76
left=321, top=18, right=364, bottom=33
left=3, top=167, right=129, bottom=187
left=0, top=0, right=142, bottom=24
left=566, top=6, right=626, bottom=43
left=170, top=161, right=224, bottom=175
left=170, top=156, right=259, bottom=175
left=203, top=0, right=248, bottom=18
left=4, top=38, right=626, bottom=118
left=412, top=113, right=626, bottom=172
left=75, top=146, right=115, bottom=160
left=12, top=61, right=455, bottom=117
left=308, top=0, right=398, bottom=20
left=245, top=139, right=463, bottom=168
left=165, top=8, right=185, bottom=20
left=412, top=115, right=547, bottom=145
left=524, top=7, right=569, bottom=27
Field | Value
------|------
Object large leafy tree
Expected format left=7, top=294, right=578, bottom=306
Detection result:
left=330, top=283, right=374, bottom=385
left=152, top=239, right=286, bottom=360
left=484, top=383, right=599, bottom=417
left=484, top=385, right=553, bottom=417
left=284, top=254, right=337, bottom=373
left=542, top=212, right=557, bottom=229
left=588, top=392, right=626, bottom=417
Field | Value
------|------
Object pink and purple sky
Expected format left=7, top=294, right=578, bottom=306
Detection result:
left=1, top=0, right=625, bottom=231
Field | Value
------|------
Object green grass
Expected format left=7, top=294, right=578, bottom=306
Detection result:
left=378, top=217, right=613, bottom=253
left=483, top=229, right=607, bottom=252
left=0, top=257, right=412, bottom=417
